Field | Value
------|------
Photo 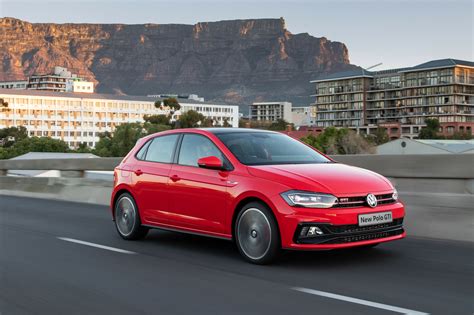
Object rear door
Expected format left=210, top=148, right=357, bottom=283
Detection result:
left=167, top=133, right=230, bottom=234
left=132, top=134, right=180, bottom=224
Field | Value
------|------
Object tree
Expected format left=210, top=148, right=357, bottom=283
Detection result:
left=418, top=118, right=441, bottom=139
left=143, top=122, right=171, bottom=135
left=0, top=98, right=8, bottom=109
left=143, top=114, right=171, bottom=126
left=222, top=118, right=232, bottom=127
left=94, top=123, right=145, bottom=157
left=75, top=142, right=92, bottom=153
left=0, top=137, right=70, bottom=159
left=0, top=126, right=28, bottom=147
left=269, top=119, right=293, bottom=131
left=301, top=127, right=374, bottom=155
left=448, top=131, right=473, bottom=140
left=163, top=97, right=181, bottom=111
left=177, top=110, right=206, bottom=128
left=368, top=127, right=389, bottom=145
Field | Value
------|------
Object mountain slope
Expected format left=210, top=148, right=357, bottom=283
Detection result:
left=0, top=17, right=358, bottom=106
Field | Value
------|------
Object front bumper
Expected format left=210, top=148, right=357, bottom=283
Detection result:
left=272, top=196, right=406, bottom=250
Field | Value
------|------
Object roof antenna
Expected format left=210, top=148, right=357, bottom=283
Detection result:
left=365, top=63, right=383, bottom=70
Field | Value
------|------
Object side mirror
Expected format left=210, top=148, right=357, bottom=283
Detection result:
left=197, top=156, right=224, bottom=170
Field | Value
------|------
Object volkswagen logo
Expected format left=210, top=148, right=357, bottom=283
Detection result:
left=366, top=193, right=378, bottom=208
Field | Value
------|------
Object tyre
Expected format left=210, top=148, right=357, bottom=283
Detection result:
left=235, top=202, right=280, bottom=264
left=114, top=193, right=148, bottom=240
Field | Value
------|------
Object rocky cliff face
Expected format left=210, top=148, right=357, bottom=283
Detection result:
left=1, top=17, right=357, bottom=106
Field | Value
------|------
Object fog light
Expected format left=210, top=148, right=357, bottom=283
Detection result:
left=308, top=226, right=324, bottom=236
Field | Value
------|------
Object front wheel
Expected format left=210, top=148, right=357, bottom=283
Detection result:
left=114, top=193, right=148, bottom=240
left=235, top=202, right=280, bottom=264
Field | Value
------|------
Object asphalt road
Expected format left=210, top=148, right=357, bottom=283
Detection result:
left=0, top=196, right=473, bottom=315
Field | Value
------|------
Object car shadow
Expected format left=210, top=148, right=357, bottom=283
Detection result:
left=143, top=228, right=399, bottom=269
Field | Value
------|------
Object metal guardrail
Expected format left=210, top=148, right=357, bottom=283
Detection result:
left=0, top=154, right=473, bottom=179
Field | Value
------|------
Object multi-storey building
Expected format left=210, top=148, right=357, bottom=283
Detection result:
left=0, top=67, right=94, bottom=94
left=311, top=59, right=474, bottom=138
left=0, top=89, right=239, bottom=148
left=249, top=101, right=292, bottom=123
left=28, top=67, right=94, bottom=93
left=0, top=80, right=29, bottom=90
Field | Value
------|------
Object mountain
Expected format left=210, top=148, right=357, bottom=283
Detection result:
left=0, top=17, right=358, bottom=107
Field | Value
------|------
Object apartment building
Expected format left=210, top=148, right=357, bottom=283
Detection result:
left=0, top=89, right=239, bottom=148
left=311, top=59, right=474, bottom=138
left=27, top=67, right=94, bottom=93
left=249, top=101, right=292, bottom=123
left=0, top=67, right=94, bottom=94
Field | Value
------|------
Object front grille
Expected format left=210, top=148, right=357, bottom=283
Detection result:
left=333, top=193, right=396, bottom=208
left=323, top=229, right=404, bottom=244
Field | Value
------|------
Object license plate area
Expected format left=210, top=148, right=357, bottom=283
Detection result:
left=358, top=211, right=393, bottom=227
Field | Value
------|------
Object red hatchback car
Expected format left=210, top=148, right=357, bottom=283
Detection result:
left=111, top=128, right=405, bottom=264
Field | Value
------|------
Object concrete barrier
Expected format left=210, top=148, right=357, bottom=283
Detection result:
left=330, top=154, right=474, bottom=194
left=0, top=154, right=473, bottom=242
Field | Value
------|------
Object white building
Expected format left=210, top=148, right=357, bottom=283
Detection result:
left=291, top=106, right=312, bottom=127
left=0, top=80, right=29, bottom=90
left=66, top=80, right=95, bottom=93
left=0, top=89, right=239, bottom=148
left=249, top=101, right=292, bottom=123
left=376, top=138, right=474, bottom=154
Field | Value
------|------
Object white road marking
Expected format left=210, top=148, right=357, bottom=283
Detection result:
left=57, top=237, right=137, bottom=255
left=291, top=287, right=429, bottom=315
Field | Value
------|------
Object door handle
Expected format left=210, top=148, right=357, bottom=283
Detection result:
left=134, top=169, right=143, bottom=176
left=170, top=174, right=181, bottom=182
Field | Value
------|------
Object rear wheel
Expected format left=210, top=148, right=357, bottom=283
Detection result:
left=235, top=202, right=280, bottom=264
left=114, top=193, right=148, bottom=240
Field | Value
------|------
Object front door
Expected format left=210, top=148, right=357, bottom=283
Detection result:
left=167, top=133, right=230, bottom=234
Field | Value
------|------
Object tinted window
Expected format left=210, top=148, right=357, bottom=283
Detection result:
left=215, top=132, right=331, bottom=165
left=145, top=134, right=179, bottom=163
left=136, top=140, right=151, bottom=160
left=178, top=134, right=224, bottom=167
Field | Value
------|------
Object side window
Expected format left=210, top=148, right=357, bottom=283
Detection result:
left=178, top=134, right=223, bottom=167
left=145, top=134, right=179, bottom=163
left=136, top=140, right=151, bottom=160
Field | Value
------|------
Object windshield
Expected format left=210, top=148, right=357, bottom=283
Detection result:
left=215, top=132, right=331, bottom=166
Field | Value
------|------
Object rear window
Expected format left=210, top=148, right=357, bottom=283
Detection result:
left=142, top=134, right=179, bottom=164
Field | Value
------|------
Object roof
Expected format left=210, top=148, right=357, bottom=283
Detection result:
left=204, top=128, right=276, bottom=134
left=415, top=139, right=474, bottom=154
left=310, top=58, right=473, bottom=83
left=0, top=88, right=237, bottom=106
left=377, top=138, right=474, bottom=154
left=400, top=59, right=474, bottom=72
left=310, top=68, right=373, bottom=83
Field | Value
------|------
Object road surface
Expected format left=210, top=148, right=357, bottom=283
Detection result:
left=1, top=196, right=473, bottom=314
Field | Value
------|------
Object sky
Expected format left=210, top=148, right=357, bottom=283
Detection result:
left=1, top=0, right=472, bottom=69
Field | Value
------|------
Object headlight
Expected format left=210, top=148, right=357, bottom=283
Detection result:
left=392, top=188, right=398, bottom=201
left=281, top=190, right=338, bottom=208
